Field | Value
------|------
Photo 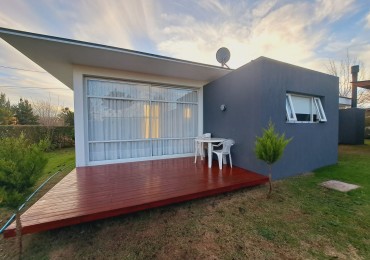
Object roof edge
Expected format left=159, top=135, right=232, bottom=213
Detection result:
left=0, top=27, right=232, bottom=72
left=254, top=56, right=339, bottom=79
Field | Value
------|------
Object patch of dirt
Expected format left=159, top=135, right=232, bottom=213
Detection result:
left=0, top=237, right=18, bottom=259
left=324, top=245, right=349, bottom=259
left=321, top=243, right=362, bottom=260
left=243, top=236, right=306, bottom=260
left=174, top=207, right=192, bottom=220
left=347, top=244, right=363, bottom=260
left=193, top=231, right=221, bottom=259
left=283, top=208, right=307, bottom=222
left=156, top=240, right=200, bottom=260
left=49, top=244, right=75, bottom=260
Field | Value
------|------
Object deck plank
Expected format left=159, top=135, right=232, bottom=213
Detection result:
left=4, top=157, right=268, bottom=238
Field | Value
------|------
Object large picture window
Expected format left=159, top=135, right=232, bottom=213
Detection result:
left=285, top=93, right=327, bottom=123
left=86, top=78, right=198, bottom=162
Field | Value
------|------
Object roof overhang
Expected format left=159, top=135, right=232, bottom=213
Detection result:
left=0, top=28, right=231, bottom=89
left=351, top=80, right=370, bottom=90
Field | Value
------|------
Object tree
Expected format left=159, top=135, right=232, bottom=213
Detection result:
left=32, top=99, right=63, bottom=126
left=0, top=134, right=48, bottom=258
left=59, top=107, right=74, bottom=126
left=12, top=98, right=39, bottom=125
left=255, top=121, right=292, bottom=197
left=0, top=93, right=13, bottom=125
left=326, top=50, right=370, bottom=107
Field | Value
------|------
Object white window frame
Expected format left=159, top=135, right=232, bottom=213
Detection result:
left=84, top=77, right=200, bottom=164
left=313, top=97, right=327, bottom=122
left=286, top=93, right=327, bottom=123
left=286, top=94, right=297, bottom=122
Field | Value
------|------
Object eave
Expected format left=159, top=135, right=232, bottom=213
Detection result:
left=0, top=27, right=231, bottom=89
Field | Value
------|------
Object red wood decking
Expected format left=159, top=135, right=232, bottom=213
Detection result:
left=4, top=157, right=268, bottom=238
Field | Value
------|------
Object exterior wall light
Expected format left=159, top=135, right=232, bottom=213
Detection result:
left=220, top=104, right=226, bottom=111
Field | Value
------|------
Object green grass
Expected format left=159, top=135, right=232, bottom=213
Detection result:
left=37, top=147, right=75, bottom=185
left=0, top=148, right=75, bottom=232
left=1, top=143, right=370, bottom=259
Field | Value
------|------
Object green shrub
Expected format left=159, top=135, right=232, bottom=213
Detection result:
left=255, top=121, right=291, bottom=165
left=0, top=125, right=74, bottom=149
left=366, top=110, right=370, bottom=139
left=255, top=120, right=292, bottom=197
left=0, top=134, right=48, bottom=208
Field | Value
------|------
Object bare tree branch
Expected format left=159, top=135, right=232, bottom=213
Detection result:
left=32, top=97, right=63, bottom=126
left=326, top=49, right=370, bottom=107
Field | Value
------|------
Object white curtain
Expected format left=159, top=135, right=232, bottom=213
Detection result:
left=291, top=95, right=316, bottom=115
left=87, top=79, right=198, bottom=162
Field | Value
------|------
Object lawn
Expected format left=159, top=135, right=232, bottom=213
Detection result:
left=1, top=142, right=369, bottom=259
left=0, top=148, right=75, bottom=235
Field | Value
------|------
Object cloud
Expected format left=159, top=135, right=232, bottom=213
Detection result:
left=0, top=0, right=369, bottom=109
left=0, top=40, right=73, bottom=107
left=313, top=0, right=356, bottom=23
left=156, top=1, right=319, bottom=69
left=350, top=42, right=370, bottom=74
left=0, top=74, right=73, bottom=109
left=154, top=0, right=365, bottom=74
left=251, top=0, right=277, bottom=18
left=196, top=0, right=233, bottom=16
left=0, top=0, right=54, bottom=34
left=40, top=0, right=161, bottom=49
left=0, top=0, right=75, bottom=107
left=0, top=0, right=161, bottom=108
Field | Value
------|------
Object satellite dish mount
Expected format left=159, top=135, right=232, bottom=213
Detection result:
left=216, top=47, right=230, bottom=68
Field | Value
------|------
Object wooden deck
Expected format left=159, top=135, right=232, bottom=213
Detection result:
left=4, top=157, right=268, bottom=238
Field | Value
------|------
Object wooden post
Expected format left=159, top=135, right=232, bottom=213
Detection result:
left=351, top=65, right=359, bottom=108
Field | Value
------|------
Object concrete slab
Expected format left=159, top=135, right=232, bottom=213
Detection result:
left=320, top=180, right=360, bottom=192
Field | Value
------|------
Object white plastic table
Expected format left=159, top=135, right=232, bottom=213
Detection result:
left=195, top=137, right=225, bottom=168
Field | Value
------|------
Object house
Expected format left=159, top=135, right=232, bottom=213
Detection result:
left=339, top=96, right=351, bottom=109
left=338, top=66, right=369, bottom=145
left=0, top=28, right=340, bottom=237
left=0, top=28, right=339, bottom=179
left=0, top=27, right=231, bottom=168
left=204, top=57, right=339, bottom=179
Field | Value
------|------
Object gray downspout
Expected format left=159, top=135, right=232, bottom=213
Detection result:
left=351, top=65, right=359, bottom=108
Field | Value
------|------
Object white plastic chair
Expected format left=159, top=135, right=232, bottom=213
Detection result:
left=194, top=133, right=211, bottom=163
left=212, top=139, right=235, bottom=169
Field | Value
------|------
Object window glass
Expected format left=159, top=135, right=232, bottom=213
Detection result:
left=314, top=98, right=327, bottom=122
left=87, top=78, right=198, bottom=162
left=286, top=93, right=326, bottom=123
left=285, top=95, right=297, bottom=121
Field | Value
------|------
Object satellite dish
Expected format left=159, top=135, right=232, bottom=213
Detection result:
left=216, top=47, right=230, bottom=68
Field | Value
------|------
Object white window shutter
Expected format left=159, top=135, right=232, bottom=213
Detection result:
left=313, top=97, right=327, bottom=122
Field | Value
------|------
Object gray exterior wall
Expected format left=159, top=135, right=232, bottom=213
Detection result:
left=204, top=57, right=339, bottom=179
left=339, top=108, right=365, bottom=144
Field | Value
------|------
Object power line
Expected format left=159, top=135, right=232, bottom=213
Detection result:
left=0, top=65, right=46, bottom=73
left=0, top=85, right=71, bottom=91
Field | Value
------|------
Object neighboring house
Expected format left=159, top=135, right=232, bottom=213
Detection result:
left=0, top=28, right=339, bottom=179
left=365, top=109, right=370, bottom=139
left=339, top=96, right=351, bottom=109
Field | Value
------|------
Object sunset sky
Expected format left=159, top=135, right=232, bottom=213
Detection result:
left=0, top=0, right=369, bottom=109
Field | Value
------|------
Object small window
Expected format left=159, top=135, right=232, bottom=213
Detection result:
left=286, top=94, right=327, bottom=123
left=313, top=97, right=327, bottom=122
left=286, top=94, right=297, bottom=122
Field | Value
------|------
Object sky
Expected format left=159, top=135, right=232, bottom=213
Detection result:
left=0, top=0, right=369, bottom=109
